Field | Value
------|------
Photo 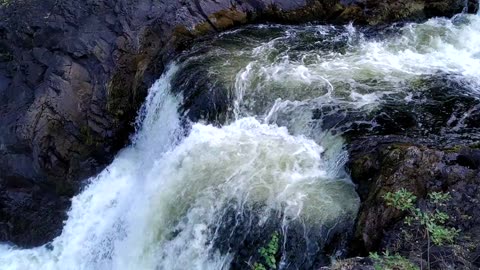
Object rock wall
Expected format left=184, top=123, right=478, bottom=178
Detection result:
left=0, top=0, right=477, bottom=247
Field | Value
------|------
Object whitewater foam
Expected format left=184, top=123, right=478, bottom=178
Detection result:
left=0, top=63, right=359, bottom=269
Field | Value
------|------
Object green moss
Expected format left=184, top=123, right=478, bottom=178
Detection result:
left=47, top=120, right=62, bottom=134
left=80, top=125, right=95, bottom=146
left=469, top=142, right=480, bottom=149
left=444, top=143, right=480, bottom=152
left=209, top=8, right=247, bottom=28
left=444, top=145, right=464, bottom=153
left=338, top=5, right=364, bottom=22
left=106, top=75, right=133, bottom=124
left=382, top=145, right=408, bottom=169
left=192, top=8, right=248, bottom=36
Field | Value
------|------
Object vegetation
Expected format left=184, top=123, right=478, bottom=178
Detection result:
left=80, top=126, right=95, bottom=146
left=384, top=189, right=460, bottom=246
left=253, top=231, right=280, bottom=270
left=369, top=251, right=419, bottom=270
left=253, top=263, right=267, bottom=270
left=382, top=189, right=460, bottom=269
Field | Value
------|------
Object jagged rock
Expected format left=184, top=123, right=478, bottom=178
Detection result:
left=0, top=0, right=477, bottom=247
left=347, top=137, right=480, bottom=269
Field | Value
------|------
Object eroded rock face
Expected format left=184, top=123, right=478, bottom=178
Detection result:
left=0, top=176, right=68, bottom=247
left=348, top=137, right=480, bottom=269
left=0, top=0, right=477, bottom=247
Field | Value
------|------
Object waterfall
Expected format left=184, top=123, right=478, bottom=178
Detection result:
left=0, top=53, right=359, bottom=270
left=1, top=11, right=480, bottom=270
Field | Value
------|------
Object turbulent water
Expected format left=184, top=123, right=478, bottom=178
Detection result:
left=1, top=12, right=480, bottom=270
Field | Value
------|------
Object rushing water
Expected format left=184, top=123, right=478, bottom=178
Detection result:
left=1, top=12, right=480, bottom=270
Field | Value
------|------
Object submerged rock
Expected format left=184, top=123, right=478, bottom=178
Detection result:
left=211, top=205, right=357, bottom=269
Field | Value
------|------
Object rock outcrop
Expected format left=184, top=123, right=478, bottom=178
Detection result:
left=0, top=0, right=477, bottom=247
left=348, top=137, right=480, bottom=269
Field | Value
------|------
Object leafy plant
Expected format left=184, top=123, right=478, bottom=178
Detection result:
left=369, top=251, right=419, bottom=270
left=253, top=231, right=280, bottom=270
left=427, top=222, right=460, bottom=246
left=384, top=188, right=416, bottom=211
left=383, top=189, right=460, bottom=246
left=428, top=192, right=451, bottom=205
left=253, top=262, right=267, bottom=270
left=383, top=189, right=460, bottom=269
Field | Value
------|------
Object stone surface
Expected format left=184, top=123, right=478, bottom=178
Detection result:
left=0, top=0, right=477, bottom=247
left=347, top=137, right=480, bottom=269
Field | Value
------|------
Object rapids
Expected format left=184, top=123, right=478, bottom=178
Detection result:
left=1, top=12, right=479, bottom=270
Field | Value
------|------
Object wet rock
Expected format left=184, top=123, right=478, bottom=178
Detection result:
left=347, top=137, right=480, bottom=269
left=211, top=205, right=356, bottom=269
left=170, top=64, right=230, bottom=124
left=342, top=74, right=480, bottom=145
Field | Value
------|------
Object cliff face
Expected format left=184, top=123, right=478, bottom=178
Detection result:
left=0, top=0, right=477, bottom=247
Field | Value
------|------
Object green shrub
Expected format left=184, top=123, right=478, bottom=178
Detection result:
left=383, top=189, right=459, bottom=246
left=252, top=231, right=280, bottom=270
left=384, top=188, right=416, bottom=211
left=253, top=262, right=267, bottom=270
left=428, top=192, right=451, bottom=205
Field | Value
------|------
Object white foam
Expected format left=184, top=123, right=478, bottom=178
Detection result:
left=0, top=64, right=359, bottom=270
